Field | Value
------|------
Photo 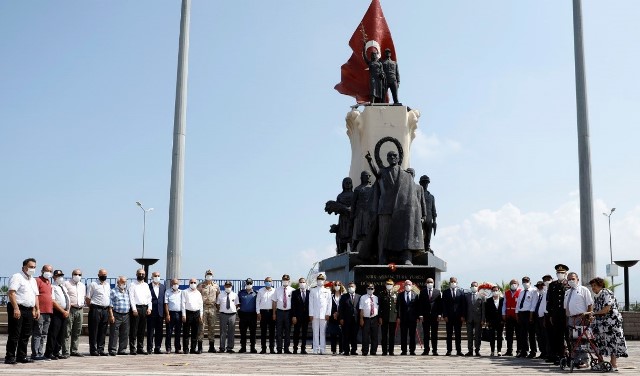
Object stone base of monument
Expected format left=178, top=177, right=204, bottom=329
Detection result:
left=319, top=251, right=447, bottom=295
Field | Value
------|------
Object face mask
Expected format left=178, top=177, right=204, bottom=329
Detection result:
left=27, top=268, right=36, bottom=276
left=522, top=283, right=530, bottom=289
left=348, top=287, right=356, bottom=294
left=544, top=280, right=551, bottom=287
left=225, top=287, right=231, bottom=293
left=190, top=283, right=197, bottom=290
left=426, top=283, right=434, bottom=289
left=568, top=280, right=578, bottom=288
left=99, top=275, right=108, bottom=282
left=282, top=281, right=290, bottom=287
left=557, top=273, right=566, bottom=281
left=299, top=283, right=306, bottom=290
left=72, top=275, right=81, bottom=283
left=136, top=275, right=144, bottom=281
left=264, top=281, right=272, bottom=288
left=172, top=284, right=179, bottom=291
left=118, top=283, right=126, bottom=290
left=450, top=282, right=457, bottom=288
left=245, top=284, right=253, bottom=291
left=404, top=285, right=412, bottom=292
left=334, top=285, right=341, bottom=292
left=385, top=284, right=393, bottom=291
left=153, top=276, right=160, bottom=283
left=56, top=277, right=65, bottom=285
left=470, top=286, right=478, bottom=293
left=317, top=279, right=325, bottom=286
left=510, top=284, right=518, bottom=291
left=492, top=291, right=500, bottom=297
left=205, top=275, right=213, bottom=281
left=367, top=289, right=374, bottom=295
left=43, top=272, right=53, bottom=279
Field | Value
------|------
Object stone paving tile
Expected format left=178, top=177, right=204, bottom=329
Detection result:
left=1, top=335, right=638, bottom=375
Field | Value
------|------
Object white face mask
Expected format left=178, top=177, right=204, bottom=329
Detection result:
left=152, top=276, right=160, bottom=283
left=190, top=283, right=197, bottom=290
left=544, top=280, right=551, bottom=287
left=245, top=284, right=253, bottom=291
left=557, top=273, right=566, bottom=281
left=43, top=272, right=53, bottom=279
left=450, top=282, right=457, bottom=288
left=205, top=275, right=213, bottom=281
left=118, top=283, right=126, bottom=290
left=568, top=280, right=578, bottom=288
left=282, top=281, right=290, bottom=287
left=56, top=277, right=65, bottom=285
left=225, top=287, right=231, bottom=293
left=348, top=287, right=356, bottom=294
left=72, top=275, right=81, bottom=283
left=317, top=279, right=325, bottom=286
left=470, top=286, right=478, bottom=293
left=426, top=283, right=434, bottom=289
left=522, top=283, right=530, bottom=289
left=367, top=289, right=374, bottom=295
left=334, top=285, right=341, bottom=292
left=404, top=285, right=412, bottom=292
left=492, top=290, right=500, bottom=297
left=172, top=284, right=179, bottom=291
left=27, top=268, right=36, bottom=276
left=385, top=284, right=393, bottom=291
left=510, top=284, right=518, bottom=291
left=299, top=283, right=306, bottom=290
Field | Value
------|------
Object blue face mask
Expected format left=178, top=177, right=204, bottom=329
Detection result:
left=264, top=281, right=272, bottom=287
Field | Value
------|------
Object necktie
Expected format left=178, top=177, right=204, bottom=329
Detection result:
left=406, top=292, right=409, bottom=303
left=452, top=288, right=456, bottom=299
left=429, top=289, right=432, bottom=299
left=351, top=294, right=355, bottom=307
left=283, top=287, right=288, bottom=309
left=567, top=289, right=574, bottom=315
left=226, top=293, right=231, bottom=310
left=535, top=294, right=543, bottom=314
left=62, top=286, right=69, bottom=310
left=370, top=296, right=375, bottom=316
left=520, top=289, right=528, bottom=309
left=302, top=290, right=305, bottom=303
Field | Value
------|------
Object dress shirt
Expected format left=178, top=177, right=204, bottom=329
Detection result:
left=152, top=284, right=160, bottom=299
left=8, top=272, right=39, bottom=308
left=564, top=285, right=593, bottom=316
left=110, top=287, right=131, bottom=314
left=256, top=287, right=275, bottom=313
left=128, top=280, right=152, bottom=312
left=165, top=288, right=183, bottom=312
left=36, top=276, right=53, bottom=314
left=359, top=294, right=379, bottom=318
left=238, top=289, right=257, bottom=313
left=272, top=286, right=295, bottom=310
left=88, top=281, right=111, bottom=307
left=492, top=297, right=500, bottom=310
left=52, top=284, right=70, bottom=311
left=217, top=290, right=240, bottom=314
left=515, top=287, right=537, bottom=313
left=65, top=280, right=86, bottom=308
left=182, top=288, right=203, bottom=318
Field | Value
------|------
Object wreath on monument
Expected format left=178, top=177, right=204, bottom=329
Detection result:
left=374, top=136, right=404, bottom=168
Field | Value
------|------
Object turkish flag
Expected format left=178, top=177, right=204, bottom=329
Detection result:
left=334, top=0, right=396, bottom=104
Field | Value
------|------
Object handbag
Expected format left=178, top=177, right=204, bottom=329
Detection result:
left=481, top=325, right=493, bottom=342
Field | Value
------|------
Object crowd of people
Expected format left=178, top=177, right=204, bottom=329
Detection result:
left=4, top=258, right=629, bottom=372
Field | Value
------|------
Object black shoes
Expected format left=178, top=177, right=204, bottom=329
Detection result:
left=70, top=352, right=84, bottom=357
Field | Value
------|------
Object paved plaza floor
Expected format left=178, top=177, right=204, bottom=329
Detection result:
left=1, top=335, right=638, bottom=375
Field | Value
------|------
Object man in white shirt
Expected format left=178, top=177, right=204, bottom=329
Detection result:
left=308, top=273, right=331, bottom=354
left=86, top=268, right=110, bottom=356
left=128, top=268, right=152, bottom=355
left=164, top=279, right=183, bottom=354
left=63, top=268, right=85, bottom=357
left=5, top=258, right=40, bottom=364
left=515, top=276, right=537, bottom=358
left=359, top=283, right=379, bottom=356
left=531, top=277, right=551, bottom=360
left=272, top=274, right=294, bottom=354
left=182, top=278, right=203, bottom=354
left=256, top=276, right=276, bottom=354
left=563, top=272, right=593, bottom=329
left=44, top=270, right=70, bottom=360
left=216, top=281, right=240, bottom=353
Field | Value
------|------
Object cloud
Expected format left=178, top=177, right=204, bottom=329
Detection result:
left=411, top=130, right=462, bottom=161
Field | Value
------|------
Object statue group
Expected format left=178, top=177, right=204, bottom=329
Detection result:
left=325, top=141, right=437, bottom=265
left=363, top=44, right=400, bottom=104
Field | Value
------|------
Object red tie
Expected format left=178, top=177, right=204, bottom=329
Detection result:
left=283, top=287, right=287, bottom=309
left=370, top=296, right=375, bottom=316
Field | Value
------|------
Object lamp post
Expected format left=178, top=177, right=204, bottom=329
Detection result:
left=136, top=201, right=154, bottom=258
left=603, top=208, right=615, bottom=285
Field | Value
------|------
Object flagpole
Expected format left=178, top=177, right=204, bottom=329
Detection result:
left=166, top=0, right=191, bottom=281
left=572, top=0, right=596, bottom=284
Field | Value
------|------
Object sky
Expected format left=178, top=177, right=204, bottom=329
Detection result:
left=1, top=1, right=639, bottom=302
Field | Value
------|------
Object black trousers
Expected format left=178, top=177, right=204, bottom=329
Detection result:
left=549, top=313, right=567, bottom=359
left=292, top=317, right=309, bottom=350
left=504, top=315, right=518, bottom=352
left=129, top=305, right=148, bottom=352
left=535, top=316, right=548, bottom=356
left=400, top=319, right=417, bottom=353
left=166, top=311, right=182, bottom=352
left=423, top=315, right=439, bottom=352
left=517, top=312, right=536, bottom=353
left=88, top=305, right=109, bottom=354
left=182, top=310, right=200, bottom=352
left=239, top=311, right=257, bottom=350
left=341, top=318, right=358, bottom=354
left=445, top=317, right=462, bottom=353
left=146, top=313, right=164, bottom=351
left=5, top=304, right=34, bottom=361
left=488, top=320, right=504, bottom=353
left=259, top=309, right=275, bottom=350
left=328, top=321, right=342, bottom=353
left=45, top=311, right=67, bottom=357
left=380, top=320, right=395, bottom=354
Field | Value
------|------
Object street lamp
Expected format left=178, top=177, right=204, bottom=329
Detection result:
left=136, top=201, right=154, bottom=258
left=603, top=207, right=616, bottom=285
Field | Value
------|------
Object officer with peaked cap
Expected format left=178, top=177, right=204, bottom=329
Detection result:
left=545, top=264, right=569, bottom=364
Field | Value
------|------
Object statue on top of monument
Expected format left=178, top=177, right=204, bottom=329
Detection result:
left=419, top=175, right=437, bottom=253
left=406, top=168, right=426, bottom=226
left=324, top=177, right=354, bottom=254
left=362, top=44, right=386, bottom=104
left=351, top=171, right=374, bottom=253
left=382, top=48, right=400, bottom=104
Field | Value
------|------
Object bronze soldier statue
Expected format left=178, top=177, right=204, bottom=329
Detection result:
left=419, top=175, right=437, bottom=253
left=351, top=171, right=374, bottom=253
left=362, top=44, right=385, bottom=103
left=325, top=178, right=354, bottom=254
left=381, top=48, right=400, bottom=104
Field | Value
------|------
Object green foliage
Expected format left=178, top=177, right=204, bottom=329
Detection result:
left=0, top=285, right=8, bottom=293
left=440, top=280, right=449, bottom=290
left=602, top=278, right=622, bottom=293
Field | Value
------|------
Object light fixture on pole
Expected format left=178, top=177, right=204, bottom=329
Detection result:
left=136, top=201, right=154, bottom=258
left=603, top=207, right=616, bottom=285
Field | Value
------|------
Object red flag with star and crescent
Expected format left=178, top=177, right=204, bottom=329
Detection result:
left=334, top=0, right=396, bottom=104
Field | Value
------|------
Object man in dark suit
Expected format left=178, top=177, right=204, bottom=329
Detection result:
left=291, top=277, right=310, bottom=354
left=418, top=277, right=442, bottom=355
left=338, top=282, right=360, bottom=356
left=442, top=276, right=466, bottom=356
left=396, top=280, right=419, bottom=355
left=465, top=281, right=485, bottom=356
left=378, top=279, right=397, bottom=356
left=147, top=272, right=166, bottom=354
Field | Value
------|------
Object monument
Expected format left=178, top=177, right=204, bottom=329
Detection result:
left=322, top=0, right=446, bottom=294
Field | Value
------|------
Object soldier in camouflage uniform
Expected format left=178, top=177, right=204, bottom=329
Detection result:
left=197, top=269, right=220, bottom=353
left=545, top=264, right=569, bottom=365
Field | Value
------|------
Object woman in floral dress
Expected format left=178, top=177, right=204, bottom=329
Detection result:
left=588, top=277, right=628, bottom=371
